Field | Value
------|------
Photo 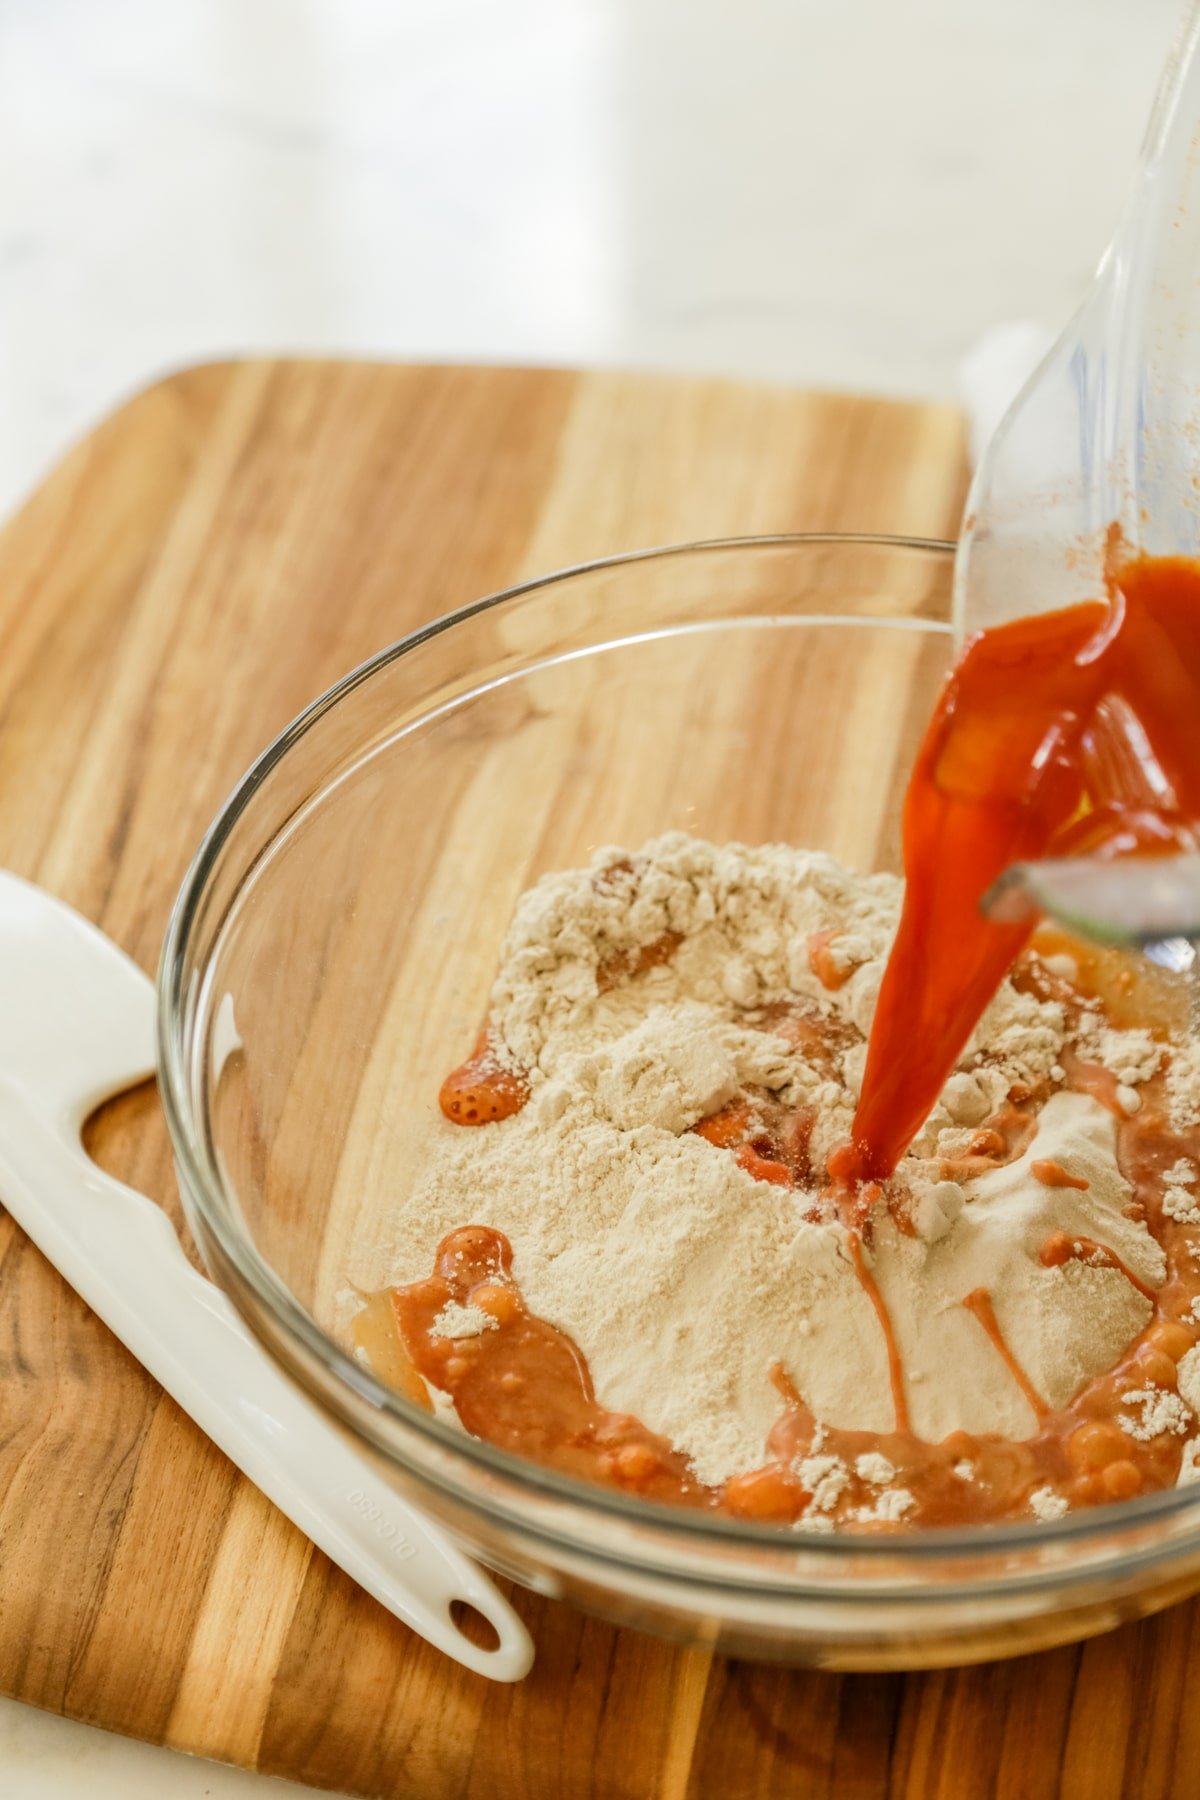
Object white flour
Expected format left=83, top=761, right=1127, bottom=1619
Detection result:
left=365, top=834, right=1188, bottom=1486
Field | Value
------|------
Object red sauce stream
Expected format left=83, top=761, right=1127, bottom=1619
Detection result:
left=833, top=554, right=1200, bottom=1184
left=961, top=1287, right=1048, bottom=1421
left=847, top=1231, right=910, bottom=1431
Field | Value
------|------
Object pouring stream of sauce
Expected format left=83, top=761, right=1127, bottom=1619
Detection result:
left=832, top=554, right=1200, bottom=1184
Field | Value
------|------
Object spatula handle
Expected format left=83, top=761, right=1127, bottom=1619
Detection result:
left=0, top=873, right=533, bottom=1681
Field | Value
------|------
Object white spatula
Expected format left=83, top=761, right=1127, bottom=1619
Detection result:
left=0, top=870, right=533, bottom=1682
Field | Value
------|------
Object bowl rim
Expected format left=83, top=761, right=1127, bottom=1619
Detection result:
left=156, top=530, right=1200, bottom=1572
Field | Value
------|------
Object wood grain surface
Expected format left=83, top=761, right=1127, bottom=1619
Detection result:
left=2, top=358, right=1192, bottom=1799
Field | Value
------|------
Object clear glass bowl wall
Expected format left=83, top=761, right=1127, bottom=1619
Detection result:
left=159, top=536, right=1200, bottom=1668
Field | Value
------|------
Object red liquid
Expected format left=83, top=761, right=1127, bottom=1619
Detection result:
left=836, top=555, right=1200, bottom=1184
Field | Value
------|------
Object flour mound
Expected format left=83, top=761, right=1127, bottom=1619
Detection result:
left=369, top=834, right=1165, bottom=1486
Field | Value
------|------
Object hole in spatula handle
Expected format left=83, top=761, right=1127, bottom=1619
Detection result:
left=449, top=1598, right=503, bottom=1652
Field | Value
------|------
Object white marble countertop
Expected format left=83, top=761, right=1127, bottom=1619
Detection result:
left=0, top=0, right=1178, bottom=1793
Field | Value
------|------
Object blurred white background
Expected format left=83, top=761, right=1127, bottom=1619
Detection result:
left=0, top=0, right=1179, bottom=518
left=0, top=0, right=1180, bottom=1792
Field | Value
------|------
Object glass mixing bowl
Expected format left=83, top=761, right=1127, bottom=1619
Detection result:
left=157, top=535, right=1200, bottom=1669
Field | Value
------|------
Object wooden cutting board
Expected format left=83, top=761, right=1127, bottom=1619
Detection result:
left=2, top=358, right=1194, bottom=1800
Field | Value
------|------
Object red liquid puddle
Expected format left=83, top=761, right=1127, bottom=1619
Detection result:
left=439, top=1031, right=528, bottom=1125
left=837, top=554, right=1200, bottom=1183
